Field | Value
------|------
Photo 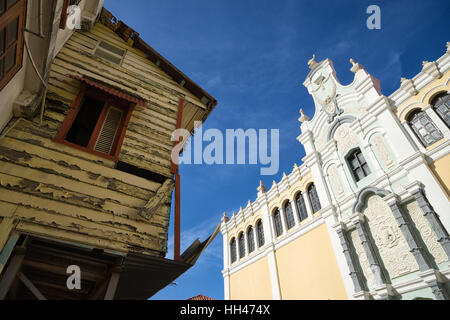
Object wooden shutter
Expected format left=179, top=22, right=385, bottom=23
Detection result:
left=94, top=107, right=123, bottom=155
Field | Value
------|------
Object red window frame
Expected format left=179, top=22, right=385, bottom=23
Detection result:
left=0, top=0, right=26, bottom=91
left=54, top=83, right=134, bottom=162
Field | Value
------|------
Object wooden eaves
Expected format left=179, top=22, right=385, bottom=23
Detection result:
left=99, top=7, right=218, bottom=127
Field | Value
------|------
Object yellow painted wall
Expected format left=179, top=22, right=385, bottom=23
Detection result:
left=229, top=256, right=273, bottom=300
left=275, top=223, right=347, bottom=300
left=430, top=153, right=450, bottom=200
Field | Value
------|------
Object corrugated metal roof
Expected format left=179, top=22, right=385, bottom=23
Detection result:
left=187, top=294, right=215, bottom=301
left=68, top=74, right=148, bottom=107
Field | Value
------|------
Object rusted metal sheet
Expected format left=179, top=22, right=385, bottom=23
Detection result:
left=67, top=75, right=148, bottom=107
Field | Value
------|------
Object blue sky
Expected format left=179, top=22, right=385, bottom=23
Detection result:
left=104, top=0, right=450, bottom=300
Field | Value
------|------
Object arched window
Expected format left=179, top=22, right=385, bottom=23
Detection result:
left=256, top=220, right=265, bottom=247
left=432, top=93, right=450, bottom=128
left=238, top=232, right=245, bottom=258
left=295, top=192, right=308, bottom=221
left=308, top=184, right=322, bottom=213
left=247, top=226, right=255, bottom=254
left=408, top=109, right=443, bottom=147
left=347, top=148, right=370, bottom=182
left=284, top=201, right=295, bottom=230
left=273, top=209, right=283, bottom=237
left=230, top=238, right=237, bottom=264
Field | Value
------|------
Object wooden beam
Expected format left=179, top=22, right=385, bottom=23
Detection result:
left=174, top=173, right=181, bottom=261
left=0, top=247, right=26, bottom=300
left=137, top=178, right=174, bottom=221
left=171, top=98, right=185, bottom=174
left=104, top=267, right=122, bottom=300
left=22, top=260, right=103, bottom=282
left=173, top=97, right=184, bottom=261
left=17, top=272, right=47, bottom=300
left=0, top=233, right=20, bottom=275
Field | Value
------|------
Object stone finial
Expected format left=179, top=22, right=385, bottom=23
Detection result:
left=308, top=54, right=319, bottom=70
left=257, top=180, right=266, bottom=193
left=349, top=58, right=364, bottom=73
left=400, top=77, right=418, bottom=96
left=422, top=61, right=442, bottom=79
left=222, top=212, right=229, bottom=223
left=299, top=108, right=310, bottom=123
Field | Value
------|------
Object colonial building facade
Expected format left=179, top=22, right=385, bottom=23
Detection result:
left=221, top=44, right=450, bottom=300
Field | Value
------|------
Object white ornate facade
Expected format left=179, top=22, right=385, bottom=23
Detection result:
left=221, top=44, right=450, bottom=300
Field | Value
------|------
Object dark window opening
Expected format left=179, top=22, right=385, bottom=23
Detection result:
left=347, top=149, right=370, bottom=182
left=284, top=201, right=295, bottom=230
left=230, top=238, right=237, bottom=264
left=238, top=233, right=245, bottom=259
left=273, top=209, right=283, bottom=237
left=115, top=161, right=168, bottom=184
left=247, top=227, right=255, bottom=254
left=0, top=0, right=25, bottom=91
left=66, top=96, right=104, bottom=147
left=408, top=110, right=443, bottom=147
left=256, top=220, right=264, bottom=247
left=296, top=192, right=308, bottom=221
left=432, top=93, right=450, bottom=128
left=308, top=184, right=322, bottom=213
left=55, top=85, right=133, bottom=162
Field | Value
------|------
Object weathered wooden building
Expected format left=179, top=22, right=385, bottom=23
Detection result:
left=0, top=2, right=217, bottom=300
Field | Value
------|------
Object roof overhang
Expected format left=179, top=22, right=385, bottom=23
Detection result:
left=99, top=7, right=218, bottom=114
left=114, top=253, right=192, bottom=300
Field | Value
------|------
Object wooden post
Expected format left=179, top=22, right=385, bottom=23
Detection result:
left=0, top=232, right=20, bottom=275
left=104, top=266, right=122, bottom=300
left=171, top=98, right=185, bottom=174
left=0, top=247, right=26, bottom=300
left=174, top=173, right=181, bottom=261
left=172, top=98, right=184, bottom=261
left=17, top=272, right=47, bottom=300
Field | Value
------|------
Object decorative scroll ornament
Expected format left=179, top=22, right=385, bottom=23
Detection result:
left=371, top=135, right=394, bottom=169
left=350, top=229, right=376, bottom=290
left=363, top=196, right=419, bottom=279
left=329, top=165, right=344, bottom=197
left=404, top=201, right=447, bottom=265
left=334, top=123, right=358, bottom=155
left=310, top=70, right=343, bottom=123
